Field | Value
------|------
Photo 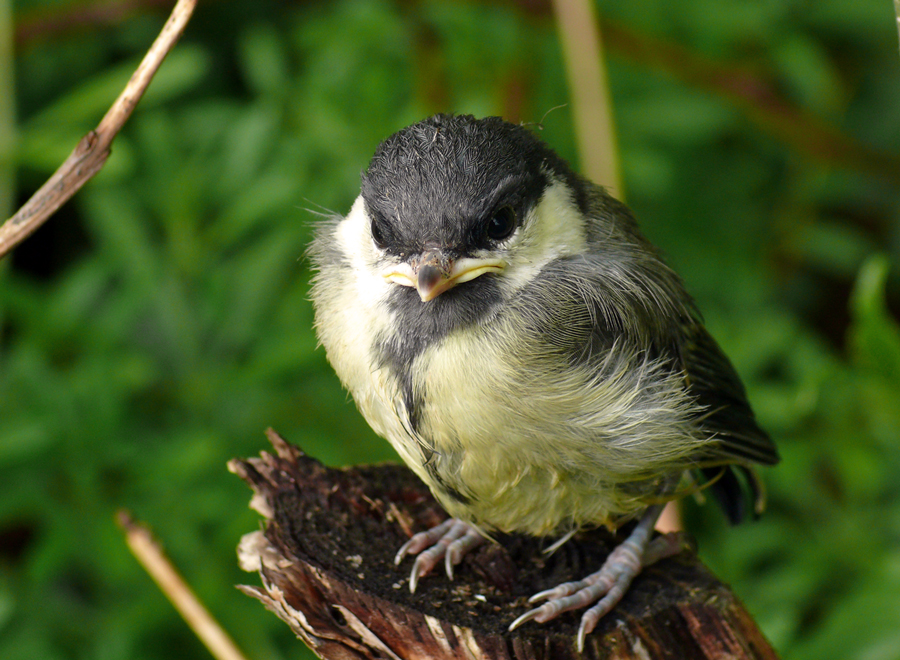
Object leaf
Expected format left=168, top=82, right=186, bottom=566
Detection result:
left=848, top=255, right=900, bottom=384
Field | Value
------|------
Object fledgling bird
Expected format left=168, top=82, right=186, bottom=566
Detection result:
left=309, top=114, right=778, bottom=650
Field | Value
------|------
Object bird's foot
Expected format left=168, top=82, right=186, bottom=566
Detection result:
left=509, top=506, right=686, bottom=653
left=395, top=518, right=486, bottom=592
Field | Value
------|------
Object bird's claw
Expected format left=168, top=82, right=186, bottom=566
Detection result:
left=508, top=506, right=680, bottom=652
left=395, top=518, right=485, bottom=592
left=527, top=579, right=584, bottom=604
left=576, top=619, right=592, bottom=655
left=643, top=531, right=693, bottom=566
left=395, top=518, right=455, bottom=566
left=445, top=545, right=457, bottom=581
left=508, top=606, right=544, bottom=631
left=509, top=574, right=631, bottom=653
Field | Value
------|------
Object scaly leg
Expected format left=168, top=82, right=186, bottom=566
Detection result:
left=395, top=518, right=486, bottom=592
left=509, top=505, right=686, bottom=652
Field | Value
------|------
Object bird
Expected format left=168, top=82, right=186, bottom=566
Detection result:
left=308, top=113, right=778, bottom=651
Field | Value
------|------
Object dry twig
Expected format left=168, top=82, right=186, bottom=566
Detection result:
left=117, top=511, right=250, bottom=660
left=550, top=0, right=622, bottom=197
left=0, top=0, right=197, bottom=260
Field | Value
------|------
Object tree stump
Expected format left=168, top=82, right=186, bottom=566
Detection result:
left=229, top=429, right=779, bottom=660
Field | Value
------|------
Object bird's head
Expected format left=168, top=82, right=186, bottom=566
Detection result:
left=356, top=114, right=590, bottom=308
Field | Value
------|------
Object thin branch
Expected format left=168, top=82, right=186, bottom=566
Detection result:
left=0, top=0, right=197, bottom=260
left=551, top=0, right=622, bottom=198
left=117, top=511, right=250, bottom=660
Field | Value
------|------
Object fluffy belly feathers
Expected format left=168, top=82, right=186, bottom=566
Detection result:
left=372, top=319, right=709, bottom=537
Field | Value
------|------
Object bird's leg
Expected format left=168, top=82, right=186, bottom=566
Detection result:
left=395, top=518, right=486, bottom=592
left=509, top=505, right=687, bottom=653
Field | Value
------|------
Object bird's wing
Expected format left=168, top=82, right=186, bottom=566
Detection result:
left=677, top=321, right=779, bottom=467
left=576, top=184, right=778, bottom=519
left=675, top=321, right=779, bottom=523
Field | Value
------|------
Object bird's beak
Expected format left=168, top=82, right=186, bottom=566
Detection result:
left=382, top=250, right=506, bottom=302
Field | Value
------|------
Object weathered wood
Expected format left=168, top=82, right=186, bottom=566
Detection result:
left=230, top=429, right=779, bottom=660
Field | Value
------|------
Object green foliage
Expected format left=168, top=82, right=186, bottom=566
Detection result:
left=2, top=1, right=899, bottom=659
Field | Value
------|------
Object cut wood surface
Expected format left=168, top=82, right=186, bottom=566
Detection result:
left=230, top=429, right=779, bottom=660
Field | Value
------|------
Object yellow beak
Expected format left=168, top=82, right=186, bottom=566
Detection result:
left=382, top=253, right=506, bottom=302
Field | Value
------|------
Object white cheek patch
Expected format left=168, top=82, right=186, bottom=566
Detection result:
left=500, top=180, right=588, bottom=291
left=337, top=196, right=395, bottom=306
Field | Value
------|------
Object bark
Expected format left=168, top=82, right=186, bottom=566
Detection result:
left=230, top=429, right=779, bottom=660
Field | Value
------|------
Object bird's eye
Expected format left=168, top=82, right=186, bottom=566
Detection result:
left=486, top=206, right=517, bottom=241
left=371, top=219, right=388, bottom=249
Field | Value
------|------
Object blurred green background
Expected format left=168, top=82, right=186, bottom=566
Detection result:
left=2, top=0, right=900, bottom=658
